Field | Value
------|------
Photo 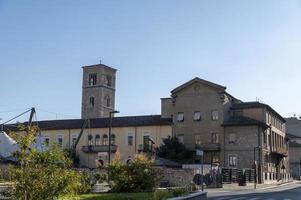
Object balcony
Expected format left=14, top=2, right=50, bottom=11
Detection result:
left=196, top=143, right=221, bottom=151
left=82, top=145, right=118, bottom=153
left=271, top=147, right=288, bottom=157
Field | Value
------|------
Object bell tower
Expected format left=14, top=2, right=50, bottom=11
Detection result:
left=81, top=63, right=117, bottom=119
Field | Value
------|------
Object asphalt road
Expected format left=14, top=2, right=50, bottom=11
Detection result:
left=208, top=183, right=301, bottom=200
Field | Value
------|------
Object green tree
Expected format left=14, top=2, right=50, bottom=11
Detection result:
left=108, top=154, right=157, bottom=192
left=10, top=126, right=82, bottom=200
left=156, top=136, right=193, bottom=163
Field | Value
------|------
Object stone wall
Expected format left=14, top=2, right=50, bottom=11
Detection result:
left=0, top=163, right=10, bottom=181
left=155, top=167, right=196, bottom=187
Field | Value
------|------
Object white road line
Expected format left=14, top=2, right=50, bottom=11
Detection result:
left=247, top=198, right=261, bottom=200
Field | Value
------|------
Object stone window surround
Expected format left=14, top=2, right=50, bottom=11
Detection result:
left=56, top=134, right=64, bottom=148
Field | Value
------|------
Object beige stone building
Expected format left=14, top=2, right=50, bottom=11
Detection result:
left=161, top=78, right=289, bottom=184
left=4, top=63, right=289, bottom=184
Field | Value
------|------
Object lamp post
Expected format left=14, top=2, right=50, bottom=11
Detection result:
left=108, top=110, right=119, bottom=183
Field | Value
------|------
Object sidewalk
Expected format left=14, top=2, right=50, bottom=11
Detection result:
left=206, top=180, right=301, bottom=194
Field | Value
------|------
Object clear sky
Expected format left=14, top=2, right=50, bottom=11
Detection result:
left=1, top=0, right=301, bottom=123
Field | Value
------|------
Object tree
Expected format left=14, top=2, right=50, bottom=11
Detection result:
left=108, top=154, right=157, bottom=192
left=156, top=136, right=194, bottom=163
left=10, top=126, right=81, bottom=200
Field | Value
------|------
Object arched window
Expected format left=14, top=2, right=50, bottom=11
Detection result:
left=103, top=134, right=108, bottom=145
left=111, top=134, right=116, bottom=145
left=95, top=134, right=101, bottom=146
left=88, top=134, right=93, bottom=146
left=105, top=95, right=111, bottom=107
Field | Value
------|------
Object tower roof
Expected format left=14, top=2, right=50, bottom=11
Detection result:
left=82, top=63, right=117, bottom=72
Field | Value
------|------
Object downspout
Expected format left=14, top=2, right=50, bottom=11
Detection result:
left=258, top=125, right=261, bottom=184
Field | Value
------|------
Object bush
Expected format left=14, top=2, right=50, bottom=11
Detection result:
left=78, top=171, right=92, bottom=194
left=108, top=154, right=158, bottom=192
left=9, top=126, right=82, bottom=200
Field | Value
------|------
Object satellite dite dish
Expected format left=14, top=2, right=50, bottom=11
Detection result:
left=0, top=131, right=19, bottom=159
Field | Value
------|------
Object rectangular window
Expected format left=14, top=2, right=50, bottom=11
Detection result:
left=212, top=133, right=219, bottom=144
left=195, top=134, right=201, bottom=145
left=71, top=134, right=78, bottom=147
left=89, top=73, right=97, bottom=86
left=177, top=112, right=184, bottom=122
left=44, top=136, right=50, bottom=146
left=229, top=154, right=237, bottom=167
left=193, top=111, right=201, bottom=121
left=57, top=135, right=63, bottom=148
left=229, top=133, right=236, bottom=144
left=211, top=110, right=219, bottom=121
left=127, top=134, right=133, bottom=146
left=89, top=97, right=95, bottom=107
left=212, top=155, right=219, bottom=164
left=177, top=134, right=184, bottom=144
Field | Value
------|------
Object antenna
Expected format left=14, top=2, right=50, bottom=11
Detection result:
left=100, top=59, right=102, bottom=64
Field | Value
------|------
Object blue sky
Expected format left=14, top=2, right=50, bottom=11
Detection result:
left=0, top=0, right=301, bottom=122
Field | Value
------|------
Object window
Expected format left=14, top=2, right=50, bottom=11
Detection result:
left=229, top=154, right=237, bottom=167
left=88, top=73, right=97, bottom=86
left=127, top=134, right=133, bottom=146
left=44, top=136, right=50, bottom=146
left=212, top=133, right=219, bottom=144
left=89, top=97, right=95, bottom=107
left=103, top=134, right=108, bottom=145
left=88, top=134, right=93, bottom=146
left=57, top=135, right=63, bottom=148
left=177, top=112, right=184, bottom=122
left=195, top=134, right=201, bottom=145
left=106, top=75, right=112, bottom=87
left=193, top=111, right=201, bottom=121
left=177, top=134, right=184, bottom=144
left=111, top=134, right=116, bottom=145
left=211, top=110, right=219, bottom=121
left=95, top=134, right=101, bottom=146
left=105, top=95, right=111, bottom=107
left=229, top=133, right=236, bottom=144
left=212, top=155, right=219, bottom=164
left=71, top=134, right=77, bottom=147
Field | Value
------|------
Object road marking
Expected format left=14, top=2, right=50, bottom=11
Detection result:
left=247, top=198, right=261, bottom=200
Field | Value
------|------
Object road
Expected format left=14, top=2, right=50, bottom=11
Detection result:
left=207, top=182, right=301, bottom=200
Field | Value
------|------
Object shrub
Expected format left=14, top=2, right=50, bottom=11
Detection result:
left=78, top=171, right=92, bottom=194
left=9, top=126, right=82, bottom=200
left=108, top=154, right=158, bottom=192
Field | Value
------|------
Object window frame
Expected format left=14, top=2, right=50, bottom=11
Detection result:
left=228, top=154, right=238, bottom=167
left=193, top=111, right=201, bottom=121
left=177, top=112, right=184, bottom=122
left=211, top=110, right=219, bottom=121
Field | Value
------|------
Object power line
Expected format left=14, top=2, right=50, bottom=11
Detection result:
left=36, top=107, right=80, bottom=119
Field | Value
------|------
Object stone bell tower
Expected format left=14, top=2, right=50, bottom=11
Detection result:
left=81, top=63, right=117, bottom=119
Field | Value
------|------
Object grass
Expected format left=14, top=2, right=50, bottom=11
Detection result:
left=79, top=193, right=152, bottom=200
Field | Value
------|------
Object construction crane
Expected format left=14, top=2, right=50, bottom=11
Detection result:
left=71, top=118, right=90, bottom=160
left=1, top=107, right=37, bottom=132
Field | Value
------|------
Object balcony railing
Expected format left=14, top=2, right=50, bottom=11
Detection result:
left=196, top=143, right=221, bottom=151
left=271, top=147, right=288, bottom=157
left=82, top=145, right=118, bottom=153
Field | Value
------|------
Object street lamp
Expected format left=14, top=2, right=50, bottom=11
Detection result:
left=108, top=110, right=119, bottom=183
